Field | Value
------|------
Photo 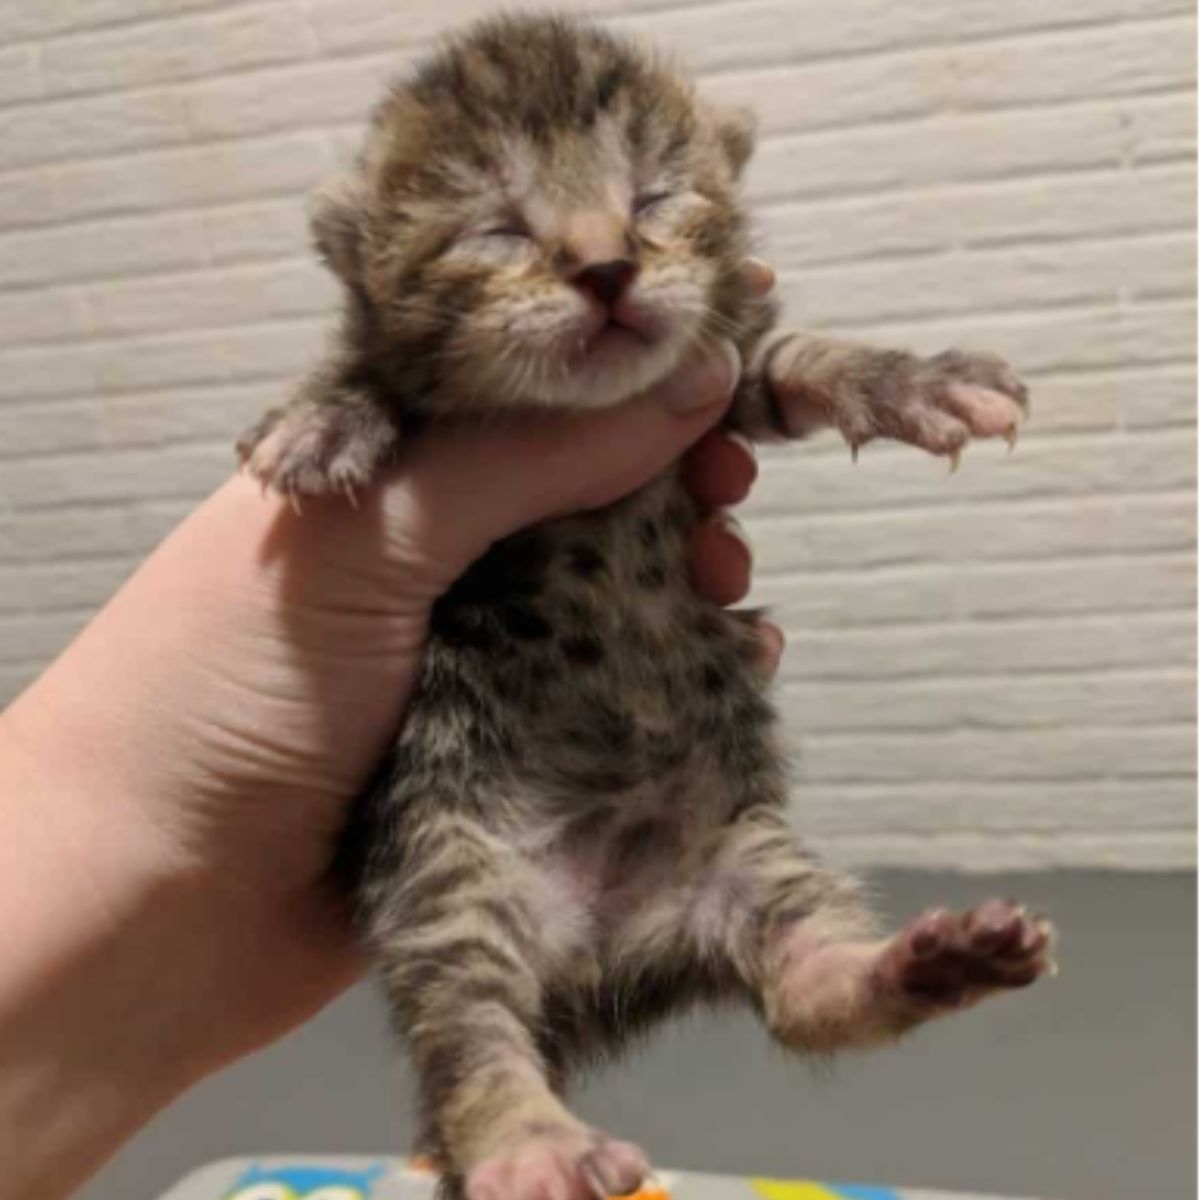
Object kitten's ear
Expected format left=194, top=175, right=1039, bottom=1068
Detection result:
left=309, top=174, right=369, bottom=283
left=714, top=106, right=757, bottom=179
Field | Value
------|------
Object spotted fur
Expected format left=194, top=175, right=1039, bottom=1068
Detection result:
left=238, top=15, right=1043, bottom=1200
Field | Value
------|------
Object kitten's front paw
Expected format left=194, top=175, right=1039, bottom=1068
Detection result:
left=770, top=340, right=1029, bottom=466
left=236, top=398, right=398, bottom=500
left=910, top=349, right=1029, bottom=462
left=466, top=1128, right=648, bottom=1200
left=878, top=898, right=1055, bottom=1010
left=853, top=349, right=1029, bottom=466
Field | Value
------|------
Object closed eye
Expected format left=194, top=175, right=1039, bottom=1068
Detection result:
left=483, top=215, right=532, bottom=239
left=633, top=190, right=674, bottom=215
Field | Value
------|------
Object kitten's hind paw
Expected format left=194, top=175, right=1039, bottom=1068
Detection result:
left=467, top=1129, right=649, bottom=1200
left=879, top=898, right=1055, bottom=1010
left=236, top=393, right=398, bottom=500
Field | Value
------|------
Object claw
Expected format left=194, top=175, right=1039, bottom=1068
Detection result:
left=1004, top=425, right=1019, bottom=452
left=850, top=442, right=860, bottom=464
left=948, top=448, right=961, bottom=474
left=342, top=483, right=360, bottom=510
left=287, top=490, right=303, bottom=516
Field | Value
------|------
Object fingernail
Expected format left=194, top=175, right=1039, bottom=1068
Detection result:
left=718, top=338, right=743, bottom=391
left=715, top=511, right=754, bottom=568
left=756, top=619, right=786, bottom=678
left=663, top=341, right=741, bottom=413
left=743, top=258, right=777, bottom=296
left=725, top=429, right=757, bottom=464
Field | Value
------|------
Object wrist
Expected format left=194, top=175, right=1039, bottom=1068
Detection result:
left=0, top=718, right=204, bottom=1199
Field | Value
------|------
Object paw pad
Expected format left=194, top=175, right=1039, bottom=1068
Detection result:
left=883, top=899, right=1055, bottom=1006
left=466, top=1129, right=649, bottom=1200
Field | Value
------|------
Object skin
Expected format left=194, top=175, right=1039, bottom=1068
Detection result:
left=0, top=274, right=785, bottom=1197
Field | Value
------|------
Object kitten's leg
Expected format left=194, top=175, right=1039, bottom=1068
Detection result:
left=370, top=817, right=648, bottom=1200
left=764, top=898, right=1054, bottom=1051
left=696, top=810, right=1054, bottom=1053
left=236, top=366, right=399, bottom=499
left=732, top=333, right=1028, bottom=465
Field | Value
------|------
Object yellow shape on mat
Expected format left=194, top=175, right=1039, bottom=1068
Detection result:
left=752, top=1179, right=843, bottom=1200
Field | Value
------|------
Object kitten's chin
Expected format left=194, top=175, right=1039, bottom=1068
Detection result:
left=535, top=304, right=697, bottom=410
left=549, top=331, right=686, bottom=411
left=466, top=307, right=698, bottom=412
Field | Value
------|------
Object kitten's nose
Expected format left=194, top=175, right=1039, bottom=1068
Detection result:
left=573, top=259, right=638, bottom=308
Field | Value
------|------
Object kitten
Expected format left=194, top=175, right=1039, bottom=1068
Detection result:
left=238, top=15, right=1051, bottom=1200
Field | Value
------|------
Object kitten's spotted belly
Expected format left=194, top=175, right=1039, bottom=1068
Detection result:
left=429, top=502, right=771, bottom=815
left=415, top=475, right=780, bottom=965
left=514, top=762, right=740, bottom=975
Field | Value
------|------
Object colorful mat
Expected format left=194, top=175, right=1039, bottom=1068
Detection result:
left=158, top=1155, right=1045, bottom=1200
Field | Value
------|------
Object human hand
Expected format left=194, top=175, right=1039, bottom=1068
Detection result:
left=0, top=263, right=783, bottom=1199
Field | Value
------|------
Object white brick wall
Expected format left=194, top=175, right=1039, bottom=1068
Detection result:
left=0, top=0, right=1193, bottom=870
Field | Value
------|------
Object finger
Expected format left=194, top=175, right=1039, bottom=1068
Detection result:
left=681, top=430, right=757, bottom=510
left=755, top=618, right=785, bottom=678
left=688, top=513, right=753, bottom=607
left=740, top=258, right=776, bottom=298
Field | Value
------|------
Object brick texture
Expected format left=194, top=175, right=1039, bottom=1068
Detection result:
left=0, top=0, right=1193, bottom=870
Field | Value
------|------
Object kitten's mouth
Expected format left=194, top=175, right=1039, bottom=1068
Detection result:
left=596, top=315, right=652, bottom=348
left=570, top=303, right=664, bottom=369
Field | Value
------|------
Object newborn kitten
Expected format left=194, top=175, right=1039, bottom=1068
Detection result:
left=238, top=15, right=1051, bottom=1200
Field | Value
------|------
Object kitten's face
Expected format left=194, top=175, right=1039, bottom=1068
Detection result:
left=392, top=129, right=726, bottom=411
left=319, top=17, right=754, bottom=414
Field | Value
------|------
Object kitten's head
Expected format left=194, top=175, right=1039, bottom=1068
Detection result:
left=318, top=14, right=758, bottom=414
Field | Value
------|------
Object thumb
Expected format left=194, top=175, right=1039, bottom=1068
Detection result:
left=389, top=340, right=741, bottom=578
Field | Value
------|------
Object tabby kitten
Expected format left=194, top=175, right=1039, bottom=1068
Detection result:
left=238, top=15, right=1050, bottom=1200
